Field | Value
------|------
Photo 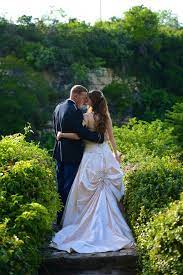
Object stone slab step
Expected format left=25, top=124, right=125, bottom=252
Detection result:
left=39, top=247, right=137, bottom=275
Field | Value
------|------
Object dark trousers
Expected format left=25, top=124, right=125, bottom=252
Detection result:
left=56, top=161, right=80, bottom=225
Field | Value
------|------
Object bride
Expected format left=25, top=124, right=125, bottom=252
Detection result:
left=50, top=90, right=135, bottom=253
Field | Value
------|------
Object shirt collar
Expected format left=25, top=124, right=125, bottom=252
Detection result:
left=67, top=99, right=78, bottom=110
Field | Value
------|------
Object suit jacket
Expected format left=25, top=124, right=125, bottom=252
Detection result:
left=53, top=99, right=104, bottom=163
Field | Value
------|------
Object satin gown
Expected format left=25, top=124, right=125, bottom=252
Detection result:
left=50, top=136, right=135, bottom=253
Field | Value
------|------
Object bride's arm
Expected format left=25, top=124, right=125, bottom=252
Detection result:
left=106, top=115, right=121, bottom=162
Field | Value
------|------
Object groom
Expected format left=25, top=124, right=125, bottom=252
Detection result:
left=53, top=85, right=104, bottom=226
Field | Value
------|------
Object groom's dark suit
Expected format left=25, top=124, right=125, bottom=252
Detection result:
left=53, top=99, right=104, bottom=224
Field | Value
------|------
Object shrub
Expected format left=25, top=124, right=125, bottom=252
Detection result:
left=166, top=102, right=183, bottom=147
left=115, top=118, right=183, bottom=274
left=0, top=133, right=60, bottom=274
left=114, top=118, right=179, bottom=164
left=124, top=156, right=183, bottom=229
left=138, top=194, right=183, bottom=274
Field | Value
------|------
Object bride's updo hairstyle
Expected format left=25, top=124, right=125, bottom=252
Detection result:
left=88, top=90, right=109, bottom=134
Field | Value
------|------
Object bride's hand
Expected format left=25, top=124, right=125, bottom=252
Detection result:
left=114, top=150, right=123, bottom=163
left=57, top=131, right=62, bottom=140
left=114, top=152, right=121, bottom=163
left=115, top=154, right=121, bottom=163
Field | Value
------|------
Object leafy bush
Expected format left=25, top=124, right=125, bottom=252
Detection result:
left=166, top=102, right=183, bottom=147
left=114, top=118, right=179, bottom=164
left=138, top=195, right=183, bottom=274
left=114, top=118, right=182, bottom=274
left=0, top=133, right=60, bottom=274
left=124, top=156, right=183, bottom=228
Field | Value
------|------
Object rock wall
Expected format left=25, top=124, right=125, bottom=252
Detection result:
left=87, top=68, right=114, bottom=90
left=43, top=67, right=117, bottom=94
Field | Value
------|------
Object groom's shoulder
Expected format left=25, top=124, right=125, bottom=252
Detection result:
left=54, top=100, right=67, bottom=112
left=57, top=99, right=67, bottom=108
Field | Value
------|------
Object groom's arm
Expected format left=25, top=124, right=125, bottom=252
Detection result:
left=53, top=104, right=62, bottom=136
left=70, top=110, right=104, bottom=143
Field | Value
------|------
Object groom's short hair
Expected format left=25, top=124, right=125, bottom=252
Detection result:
left=70, top=85, right=88, bottom=96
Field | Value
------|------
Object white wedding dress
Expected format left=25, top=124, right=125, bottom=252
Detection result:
left=50, top=115, right=135, bottom=253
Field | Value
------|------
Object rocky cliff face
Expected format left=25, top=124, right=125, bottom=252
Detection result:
left=87, top=68, right=114, bottom=90
left=43, top=67, right=117, bottom=95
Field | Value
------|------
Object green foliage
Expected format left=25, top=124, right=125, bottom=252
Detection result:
left=0, top=134, right=60, bottom=274
left=17, top=15, right=33, bottom=26
left=158, top=10, right=180, bottom=29
left=39, top=131, right=55, bottom=153
left=123, top=6, right=159, bottom=44
left=70, top=63, right=89, bottom=85
left=0, top=56, right=56, bottom=135
left=0, top=6, right=183, bottom=124
left=124, top=156, right=183, bottom=228
left=0, top=7, right=182, bottom=88
left=0, top=6, right=182, bottom=274
left=133, top=87, right=177, bottom=121
left=103, top=81, right=133, bottom=122
left=166, top=102, right=183, bottom=147
left=22, top=42, right=57, bottom=70
left=138, top=195, right=183, bottom=274
left=104, top=81, right=177, bottom=122
left=114, top=118, right=179, bottom=163
left=114, top=119, right=182, bottom=273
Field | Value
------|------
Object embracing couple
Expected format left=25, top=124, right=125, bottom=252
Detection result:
left=50, top=85, right=135, bottom=253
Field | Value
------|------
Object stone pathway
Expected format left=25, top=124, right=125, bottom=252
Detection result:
left=39, top=247, right=137, bottom=275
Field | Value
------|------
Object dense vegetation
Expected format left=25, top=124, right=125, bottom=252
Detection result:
left=0, top=5, right=183, bottom=136
left=0, top=131, right=60, bottom=274
left=0, top=5, right=182, bottom=274
left=114, top=104, right=183, bottom=274
left=0, top=56, right=57, bottom=136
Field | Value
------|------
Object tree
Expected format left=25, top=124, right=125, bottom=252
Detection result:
left=158, top=10, right=181, bottom=29
left=166, top=102, right=183, bottom=147
left=123, top=5, right=159, bottom=44
left=17, top=15, right=33, bottom=26
left=0, top=56, right=55, bottom=135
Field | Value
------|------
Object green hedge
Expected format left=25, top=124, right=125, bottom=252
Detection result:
left=124, top=156, right=183, bottom=228
left=138, top=194, right=183, bottom=275
left=0, top=134, right=60, bottom=274
left=114, top=119, right=183, bottom=274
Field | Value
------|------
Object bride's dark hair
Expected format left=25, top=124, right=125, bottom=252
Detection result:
left=88, top=90, right=109, bottom=134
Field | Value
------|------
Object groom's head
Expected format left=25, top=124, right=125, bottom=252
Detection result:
left=70, top=85, right=88, bottom=108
